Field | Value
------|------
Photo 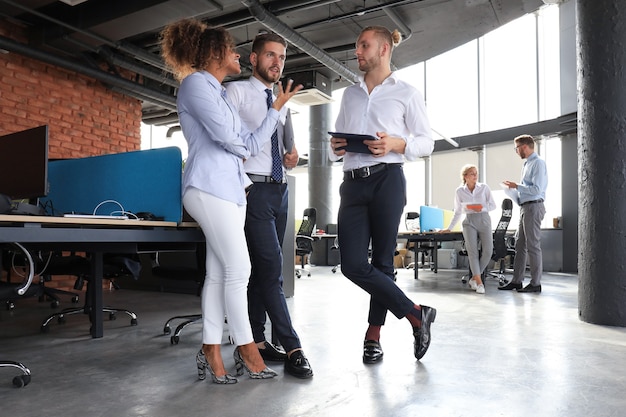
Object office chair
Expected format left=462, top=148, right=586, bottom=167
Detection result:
left=460, top=198, right=514, bottom=286
left=39, top=253, right=140, bottom=333
left=486, top=198, right=515, bottom=285
left=34, top=251, right=79, bottom=308
left=295, top=207, right=316, bottom=278
left=0, top=242, right=35, bottom=387
left=2, top=250, right=81, bottom=310
left=404, top=211, right=440, bottom=275
left=151, top=247, right=205, bottom=345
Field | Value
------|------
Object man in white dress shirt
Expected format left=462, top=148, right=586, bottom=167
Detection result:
left=225, top=33, right=312, bottom=378
left=329, top=26, right=436, bottom=364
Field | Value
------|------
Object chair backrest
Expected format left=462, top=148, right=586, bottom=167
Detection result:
left=492, top=198, right=513, bottom=260
left=405, top=211, right=419, bottom=231
left=297, top=207, right=317, bottom=237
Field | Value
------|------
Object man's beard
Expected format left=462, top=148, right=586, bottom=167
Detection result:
left=257, top=66, right=281, bottom=84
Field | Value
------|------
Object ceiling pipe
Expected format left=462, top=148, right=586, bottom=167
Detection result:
left=241, top=0, right=358, bottom=83
left=62, top=36, right=179, bottom=88
left=0, top=35, right=177, bottom=111
left=379, top=1, right=413, bottom=42
left=0, top=0, right=169, bottom=71
left=295, top=0, right=449, bottom=30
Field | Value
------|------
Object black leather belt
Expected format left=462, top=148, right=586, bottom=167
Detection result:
left=247, top=174, right=286, bottom=184
left=344, top=163, right=398, bottom=180
left=521, top=199, right=544, bottom=206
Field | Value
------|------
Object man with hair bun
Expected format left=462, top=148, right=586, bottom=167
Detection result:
left=330, top=26, right=436, bottom=364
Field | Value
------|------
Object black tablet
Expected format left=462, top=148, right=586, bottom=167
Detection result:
left=328, top=132, right=378, bottom=154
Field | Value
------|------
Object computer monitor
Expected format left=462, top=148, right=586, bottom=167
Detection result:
left=0, top=125, right=49, bottom=201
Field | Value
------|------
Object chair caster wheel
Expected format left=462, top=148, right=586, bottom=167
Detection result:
left=171, top=335, right=179, bottom=345
left=109, top=313, right=117, bottom=321
left=130, top=318, right=138, bottom=326
left=12, top=374, right=30, bottom=388
left=71, top=296, right=79, bottom=304
left=163, top=325, right=171, bottom=335
left=50, top=300, right=60, bottom=309
left=40, top=325, right=49, bottom=333
left=58, top=316, right=66, bottom=324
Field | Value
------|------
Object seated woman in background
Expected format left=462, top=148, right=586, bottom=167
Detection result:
left=442, top=164, right=496, bottom=294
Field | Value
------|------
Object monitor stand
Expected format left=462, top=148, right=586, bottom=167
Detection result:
left=0, top=193, right=11, bottom=214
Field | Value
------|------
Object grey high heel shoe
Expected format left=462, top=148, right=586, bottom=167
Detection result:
left=233, top=347, right=278, bottom=379
left=196, top=350, right=238, bottom=384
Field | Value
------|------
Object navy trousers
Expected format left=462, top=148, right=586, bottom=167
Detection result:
left=338, top=164, right=415, bottom=326
left=245, top=182, right=301, bottom=352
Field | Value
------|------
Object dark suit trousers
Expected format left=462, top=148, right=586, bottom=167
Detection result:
left=245, top=182, right=301, bottom=352
left=338, top=164, right=415, bottom=326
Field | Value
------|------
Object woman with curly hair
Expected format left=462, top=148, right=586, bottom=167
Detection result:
left=160, top=18, right=301, bottom=384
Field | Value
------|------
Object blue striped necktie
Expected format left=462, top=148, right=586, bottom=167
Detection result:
left=265, top=89, right=283, bottom=182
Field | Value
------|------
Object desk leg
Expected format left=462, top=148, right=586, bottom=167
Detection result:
left=89, top=252, right=104, bottom=338
left=432, top=247, right=438, bottom=273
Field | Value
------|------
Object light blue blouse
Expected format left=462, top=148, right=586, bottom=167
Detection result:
left=176, top=71, right=280, bottom=205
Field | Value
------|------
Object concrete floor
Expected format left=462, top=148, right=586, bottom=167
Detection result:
left=2, top=266, right=626, bottom=417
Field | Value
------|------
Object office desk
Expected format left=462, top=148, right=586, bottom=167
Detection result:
left=0, top=215, right=205, bottom=338
left=397, top=231, right=464, bottom=279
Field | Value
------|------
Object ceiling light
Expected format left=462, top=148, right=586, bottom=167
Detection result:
left=59, top=0, right=89, bottom=6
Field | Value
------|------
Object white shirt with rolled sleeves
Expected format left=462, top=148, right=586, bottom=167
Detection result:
left=329, top=72, right=434, bottom=170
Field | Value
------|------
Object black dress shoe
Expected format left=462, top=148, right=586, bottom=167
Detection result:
left=518, top=283, right=542, bottom=293
left=285, top=350, right=313, bottom=379
left=258, top=341, right=287, bottom=362
left=414, top=305, right=437, bottom=360
left=498, top=282, right=523, bottom=290
left=363, top=340, right=384, bottom=364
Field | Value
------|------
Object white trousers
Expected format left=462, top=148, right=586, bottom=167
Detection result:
left=183, top=187, right=252, bottom=346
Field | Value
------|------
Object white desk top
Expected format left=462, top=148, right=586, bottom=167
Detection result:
left=0, top=214, right=179, bottom=228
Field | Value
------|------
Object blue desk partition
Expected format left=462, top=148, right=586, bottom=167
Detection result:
left=419, top=205, right=444, bottom=232
left=42, top=147, right=183, bottom=222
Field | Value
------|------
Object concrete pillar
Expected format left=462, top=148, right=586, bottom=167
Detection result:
left=308, top=103, right=333, bottom=265
left=577, top=0, right=626, bottom=325
left=561, top=133, right=578, bottom=273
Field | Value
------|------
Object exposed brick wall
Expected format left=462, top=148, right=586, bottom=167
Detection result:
left=0, top=19, right=143, bottom=294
